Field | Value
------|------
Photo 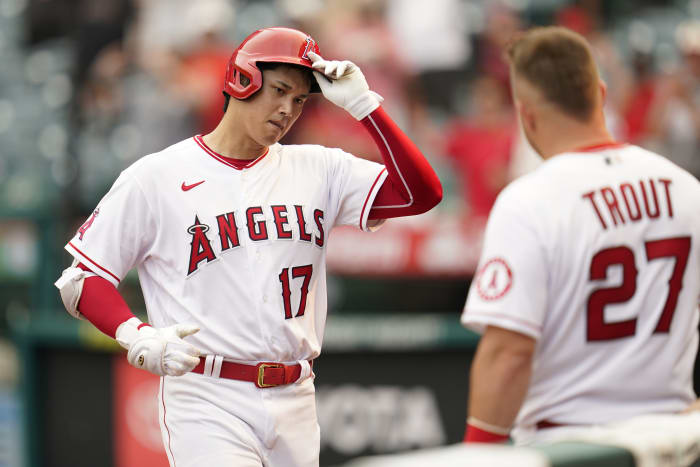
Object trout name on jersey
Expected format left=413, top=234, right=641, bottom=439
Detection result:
left=187, top=204, right=325, bottom=276
left=582, top=177, right=674, bottom=230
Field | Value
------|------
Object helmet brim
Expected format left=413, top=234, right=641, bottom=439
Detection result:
left=254, top=59, right=321, bottom=94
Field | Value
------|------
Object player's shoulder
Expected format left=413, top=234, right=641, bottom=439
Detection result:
left=487, top=176, right=539, bottom=224
left=277, top=143, right=356, bottom=170
left=630, top=145, right=700, bottom=183
left=500, top=143, right=700, bottom=206
left=492, top=148, right=597, bottom=213
left=506, top=143, right=695, bottom=188
left=136, top=137, right=196, bottom=168
left=495, top=162, right=552, bottom=208
left=278, top=143, right=346, bottom=159
left=121, top=137, right=196, bottom=177
left=608, top=144, right=700, bottom=200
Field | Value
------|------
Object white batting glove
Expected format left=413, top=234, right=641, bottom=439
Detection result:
left=115, top=317, right=203, bottom=377
left=308, top=51, right=383, bottom=121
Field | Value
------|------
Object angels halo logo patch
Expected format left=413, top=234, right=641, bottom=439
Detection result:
left=475, top=257, right=513, bottom=301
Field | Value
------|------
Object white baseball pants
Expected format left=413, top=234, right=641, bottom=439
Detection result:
left=158, top=371, right=320, bottom=467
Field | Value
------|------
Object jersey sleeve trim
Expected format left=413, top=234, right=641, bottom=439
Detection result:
left=359, top=168, right=388, bottom=232
left=462, top=309, right=542, bottom=339
left=66, top=242, right=121, bottom=286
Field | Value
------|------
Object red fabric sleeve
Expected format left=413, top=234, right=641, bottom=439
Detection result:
left=464, top=423, right=510, bottom=443
left=362, top=107, right=443, bottom=220
left=76, top=263, right=137, bottom=338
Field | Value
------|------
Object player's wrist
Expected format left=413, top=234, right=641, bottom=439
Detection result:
left=464, top=417, right=510, bottom=443
left=115, top=316, right=152, bottom=350
left=116, top=319, right=202, bottom=376
left=346, top=90, right=383, bottom=121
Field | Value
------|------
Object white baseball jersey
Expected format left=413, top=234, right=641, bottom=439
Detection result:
left=66, top=135, right=387, bottom=364
left=461, top=143, right=700, bottom=443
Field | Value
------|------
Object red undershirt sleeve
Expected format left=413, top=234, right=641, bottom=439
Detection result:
left=362, top=107, right=443, bottom=220
left=76, top=263, right=137, bottom=338
left=464, top=423, right=510, bottom=443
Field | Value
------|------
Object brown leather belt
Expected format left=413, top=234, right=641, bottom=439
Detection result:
left=191, top=358, right=312, bottom=388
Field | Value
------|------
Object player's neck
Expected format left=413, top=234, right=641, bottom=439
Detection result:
left=537, top=112, right=614, bottom=160
left=202, top=113, right=267, bottom=160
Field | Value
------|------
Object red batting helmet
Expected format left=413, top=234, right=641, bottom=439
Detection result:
left=223, top=27, right=321, bottom=100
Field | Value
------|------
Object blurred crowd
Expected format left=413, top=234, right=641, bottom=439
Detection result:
left=0, top=0, right=700, bottom=232
left=49, top=0, right=699, bottom=224
left=2, top=0, right=700, bottom=222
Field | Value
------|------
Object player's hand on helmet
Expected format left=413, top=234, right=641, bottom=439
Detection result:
left=308, top=51, right=383, bottom=121
left=115, top=317, right=203, bottom=376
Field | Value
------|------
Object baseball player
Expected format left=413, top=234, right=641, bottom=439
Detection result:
left=54, top=27, right=442, bottom=467
left=461, top=26, right=700, bottom=445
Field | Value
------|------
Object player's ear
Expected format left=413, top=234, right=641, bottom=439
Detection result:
left=599, top=80, right=607, bottom=105
left=518, top=100, right=537, bottom=133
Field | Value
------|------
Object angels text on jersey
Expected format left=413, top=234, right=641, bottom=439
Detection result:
left=187, top=204, right=325, bottom=276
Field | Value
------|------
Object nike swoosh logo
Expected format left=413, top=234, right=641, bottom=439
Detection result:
left=181, top=180, right=205, bottom=191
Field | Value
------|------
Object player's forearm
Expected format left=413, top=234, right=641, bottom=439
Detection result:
left=469, top=352, right=531, bottom=428
left=362, top=106, right=442, bottom=218
left=76, top=264, right=138, bottom=338
left=73, top=265, right=200, bottom=376
left=467, top=333, right=534, bottom=433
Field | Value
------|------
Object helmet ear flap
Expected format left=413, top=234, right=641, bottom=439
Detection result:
left=238, top=70, right=251, bottom=88
left=226, top=66, right=253, bottom=99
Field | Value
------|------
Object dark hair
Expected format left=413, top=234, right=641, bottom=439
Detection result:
left=506, top=26, right=599, bottom=122
left=222, top=62, right=314, bottom=113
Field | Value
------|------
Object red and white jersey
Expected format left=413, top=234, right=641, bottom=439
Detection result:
left=461, top=143, right=700, bottom=442
left=66, top=135, right=387, bottom=363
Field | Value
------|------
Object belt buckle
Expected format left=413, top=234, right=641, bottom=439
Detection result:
left=256, top=363, right=283, bottom=388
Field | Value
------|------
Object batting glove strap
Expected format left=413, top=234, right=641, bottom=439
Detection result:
left=344, top=90, right=384, bottom=121
left=116, top=317, right=202, bottom=377
left=309, top=52, right=383, bottom=121
left=115, top=317, right=145, bottom=349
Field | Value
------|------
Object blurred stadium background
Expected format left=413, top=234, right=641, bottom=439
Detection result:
left=1, top=0, right=700, bottom=466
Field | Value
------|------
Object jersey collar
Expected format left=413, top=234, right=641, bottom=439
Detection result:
left=193, top=134, right=270, bottom=170
left=573, top=141, right=627, bottom=152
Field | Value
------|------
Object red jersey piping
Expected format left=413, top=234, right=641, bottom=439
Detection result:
left=193, top=135, right=269, bottom=170
left=161, top=379, right=177, bottom=467
left=67, top=242, right=120, bottom=283
left=359, top=168, right=387, bottom=229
